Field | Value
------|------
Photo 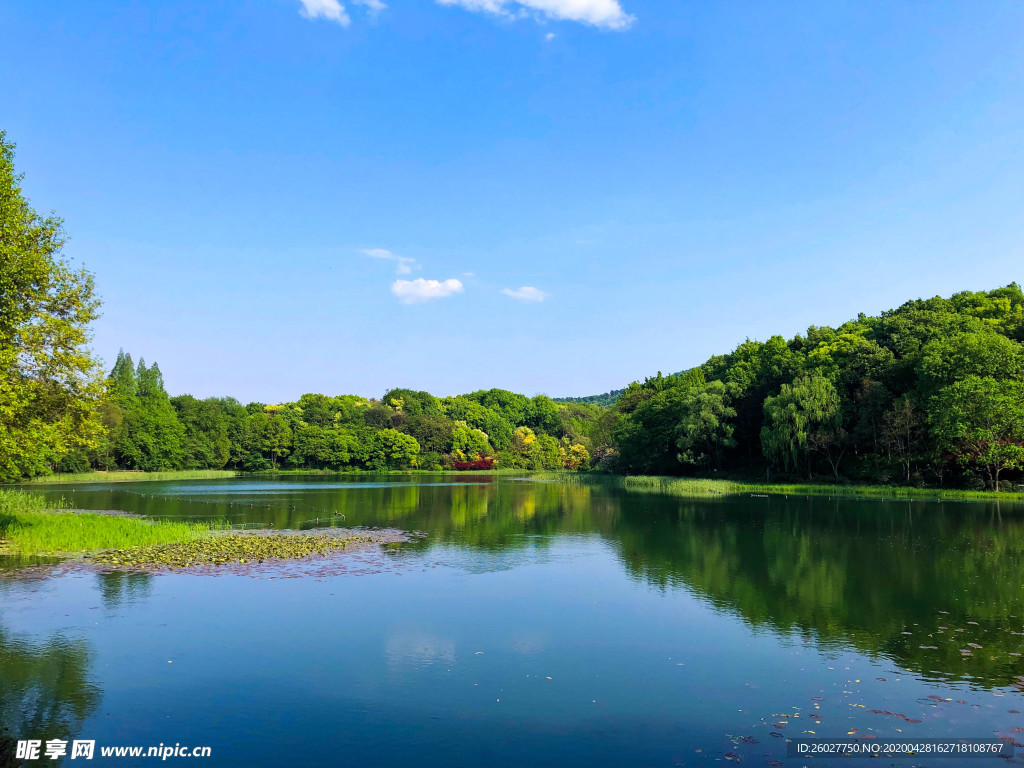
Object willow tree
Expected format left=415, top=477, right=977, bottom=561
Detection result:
left=0, top=131, right=104, bottom=481
left=760, top=374, right=841, bottom=479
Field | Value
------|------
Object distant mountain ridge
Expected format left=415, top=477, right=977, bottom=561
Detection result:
left=555, top=370, right=686, bottom=407
left=553, top=389, right=626, bottom=407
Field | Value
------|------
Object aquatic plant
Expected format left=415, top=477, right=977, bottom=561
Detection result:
left=86, top=532, right=379, bottom=569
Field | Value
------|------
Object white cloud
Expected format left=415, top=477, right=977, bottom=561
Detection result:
left=364, top=248, right=415, bottom=275
left=392, top=278, right=465, bottom=304
left=354, top=0, right=387, bottom=14
left=299, top=0, right=351, bottom=26
left=437, top=0, right=634, bottom=30
left=546, top=32, right=556, bottom=40
left=502, top=286, right=548, bottom=302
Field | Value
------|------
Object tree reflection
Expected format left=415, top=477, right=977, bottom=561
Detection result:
left=97, top=571, right=152, bottom=609
left=611, top=495, right=1024, bottom=688
left=0, top=624, right=100, bottom=767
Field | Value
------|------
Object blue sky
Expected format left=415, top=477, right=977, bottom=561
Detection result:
left=1, top=1, right=1021, bottom=403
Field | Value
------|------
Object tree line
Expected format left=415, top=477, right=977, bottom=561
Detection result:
left=604, top=283, right=1024, bottom=490
left=58, top=352, right=596, bottom=475
left=2, top=129, right=1023, bottom=489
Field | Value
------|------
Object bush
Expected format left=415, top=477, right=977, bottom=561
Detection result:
left=450, top=454, right=495, bottom=470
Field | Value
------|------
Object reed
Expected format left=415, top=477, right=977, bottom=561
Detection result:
left=536, top=474, right=1024, bottom=501
left=17, top=470, right=239, bottom=485
left=0, top=490, right=215, bottom=556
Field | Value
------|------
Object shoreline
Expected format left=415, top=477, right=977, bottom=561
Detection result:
left=11, top=468, right=1024, bottom=502
left=588, top=475, right=1024, bottom=502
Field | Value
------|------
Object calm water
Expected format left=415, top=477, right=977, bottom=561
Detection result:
left=3, top=476, right=1024, bottom=767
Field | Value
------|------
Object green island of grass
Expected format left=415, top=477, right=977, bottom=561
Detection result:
left=0, top=490, right=388, bottom=567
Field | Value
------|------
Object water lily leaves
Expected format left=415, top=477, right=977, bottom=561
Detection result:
left=85, top=530, right=387, bottom=570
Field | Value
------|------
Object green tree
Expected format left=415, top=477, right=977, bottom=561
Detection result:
left=533, top=434, right=563, bottom=469
left=761, top=374, right=842, bottom=479
left=404, top=413, right=455, bottom=454
left=882, top=395, right=923, bottom=483
left=171, top=395, right=233, bottom=469
left=442, top=396, right=513, bottom=450
left=289, top=424, right=356, bottom=469
left=929, top=376, right=1024, bottom=491
left=468, top=388, right=529, bottom=425
left=114, top=360, right=187, bottom=471
left=382, top=388, right=442, bottom=416
left=613, top=375, right=705, bottom=474
left=918, top=332, right=1023, bottom=392
left=369, top=429, right=420, bottom=470
left=525, top=395, right=562, bottom=435
left=676, top=381, right=738, bottom=470
left=0, top=132, right=105, bottom=481
left=296, top=393, right=336, bottom=427
left=261, top=413, right=293, bottom=469
left=451, top=421, right=492, bottom=461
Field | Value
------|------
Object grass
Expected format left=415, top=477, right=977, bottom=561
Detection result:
left=538, top=473, right=1024, bottom=501
left=16, top=469, right=239, bottom=485
left=0, top=489, right=214, bottom=557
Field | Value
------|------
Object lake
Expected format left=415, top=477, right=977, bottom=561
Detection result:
left=3, top=476, right=1024, bottom=766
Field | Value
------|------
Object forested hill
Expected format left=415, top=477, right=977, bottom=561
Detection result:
left=605, top=283, right=1024, bottom=489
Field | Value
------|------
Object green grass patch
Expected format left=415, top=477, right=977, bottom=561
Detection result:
left=16, top=470, right=239, bottom=485
left=540, top=474, right=1024, bottom=501
left=0, top=490, right=215, bottom=557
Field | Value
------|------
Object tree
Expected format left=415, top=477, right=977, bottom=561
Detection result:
left=288, top=424, right=355, bottom=469
left=451, top=422, right=492, bottom=461
left=533, top=434, right=562, bottom=470
left=114, top=360, right=187, bottom=471
left=467, top=388, right=529, bottom=425
left=882, top=395, right=923, bottom=483
left=613, top=382, right=695, bottom=474
left=559, top=439, right=591, bottom=470
left=525, top=395, right=562, bottom=435
left=296, top=393, right=336, bottom=427
left=761, top=374, right=841, bottom=479
left=806, top=332, right=894, bottom=397
left=261, top=414, right=293, bottom=469
left=404, top=413, right=455, bottom=454
left=675, top=381, right=738, bottom=470
left=441, top=396, right=513, bottom=450
left=369, top=429, right=420, bottom=470
left=172, top=395, right=234, bottom=469
left=929, top=376, right=1024, bottom=492
left=918, top=332, right=1023, bottom=392
left=0, top=131, right=104, bottom=481
left=382, top=388, right=441, bottom=417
